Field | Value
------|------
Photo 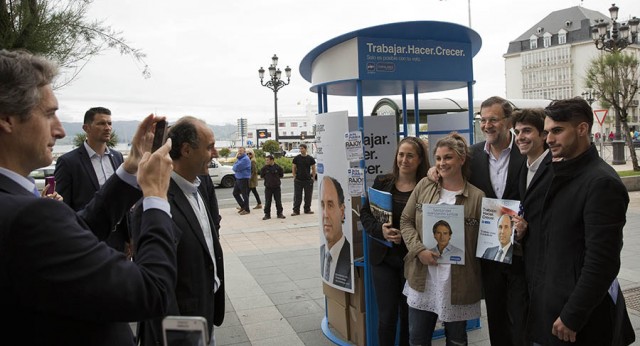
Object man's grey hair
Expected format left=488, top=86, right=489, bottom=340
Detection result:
left=0, top=50, right=58, bottom=121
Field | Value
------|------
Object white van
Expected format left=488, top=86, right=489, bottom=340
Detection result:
left=208, top=158, right=235, bottom=188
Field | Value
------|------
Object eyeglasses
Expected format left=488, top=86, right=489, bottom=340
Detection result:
left=479, top=117, right=505, bottom=125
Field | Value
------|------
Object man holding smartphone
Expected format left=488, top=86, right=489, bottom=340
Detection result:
left=133, top=116, right=225, bottom=346
left=0, top=50, right=179, bottom=345
left=54, top=106, right=130, bottom=253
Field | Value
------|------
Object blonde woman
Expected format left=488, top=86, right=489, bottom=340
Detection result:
left=400, top=133, right=484, bottom=345
left=246, top=148, right=262, bottom=209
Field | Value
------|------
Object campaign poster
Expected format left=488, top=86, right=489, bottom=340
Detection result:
left=476, top=197, right=520, bottom=264
left=422, top=204, right=465, bottom=265
left=316, top=111, right=354, bottom=293
left=347, top=116, right=396, bottom=189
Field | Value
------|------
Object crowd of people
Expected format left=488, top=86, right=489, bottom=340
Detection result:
left=0, top=49, right=635, bottom=346
left=357, top=96, right=635, bottom=345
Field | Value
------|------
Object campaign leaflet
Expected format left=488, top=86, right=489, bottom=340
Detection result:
left=422, top=204, right=465, bottom=265
left=367, top=187, right=393, bottom=248
left=476, top=197, right=520, bottom=264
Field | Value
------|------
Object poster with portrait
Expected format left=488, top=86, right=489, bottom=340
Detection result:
left=316, top=111, right=354, bottom=293
left=421, top=204, right=465, bottom=264
left=475, top=197, right=520, bottom=264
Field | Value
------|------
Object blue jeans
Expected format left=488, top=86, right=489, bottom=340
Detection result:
left=408, top=307, right=467, bottom=346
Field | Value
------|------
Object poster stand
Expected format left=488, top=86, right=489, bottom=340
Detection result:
left=300, top=21, right=482, bottom=345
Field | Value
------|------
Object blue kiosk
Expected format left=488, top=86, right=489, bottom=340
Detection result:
left=300, top=21, right=482, bottom=345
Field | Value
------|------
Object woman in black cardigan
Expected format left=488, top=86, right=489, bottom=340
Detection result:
left=360, top=136, right=430, bottom=346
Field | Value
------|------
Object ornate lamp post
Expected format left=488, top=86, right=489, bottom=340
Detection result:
left=581, top=89, right=598, bottom=106
left=591, top=3, right=640, bottom=164
left=258, top=54, right=292, bottom=144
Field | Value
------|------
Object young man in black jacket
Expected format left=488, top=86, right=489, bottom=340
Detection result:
left=260, top=154, right=286, bottom=220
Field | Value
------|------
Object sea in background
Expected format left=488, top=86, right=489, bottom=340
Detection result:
left=52, top=140, right=235, bottom=158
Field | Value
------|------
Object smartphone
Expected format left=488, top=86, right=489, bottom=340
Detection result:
left=152, top=120, right=168, bottom=152
left=162, top=316, right=209, bottom=346
left=44, top=176, right=55, bottom=195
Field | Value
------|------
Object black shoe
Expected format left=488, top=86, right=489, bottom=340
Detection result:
left=304, top=210, right=314, bottom=214
left=277, top=214, right=286, bottom=219
left=262, top=215, right=271, bottom=220
left=291, top=212, right=300, bottom=216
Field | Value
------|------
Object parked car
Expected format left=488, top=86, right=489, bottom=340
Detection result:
left=285, top=148, right=301, bottom=158
left=209, top=158, right=235, bottom=188
left=29, top=163, right=56, bottom=191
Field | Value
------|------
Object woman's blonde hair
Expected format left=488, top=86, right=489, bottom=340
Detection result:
left=434, top=132, right=471, bottom=179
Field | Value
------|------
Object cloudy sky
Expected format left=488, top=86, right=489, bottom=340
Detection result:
left=53, top=0, right=640, bottom=125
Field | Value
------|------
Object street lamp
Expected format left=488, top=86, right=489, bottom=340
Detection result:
left=258, top=54, right=292, bottom=144
left=581, top=89, right=598, bottom=106
left=591, top=3, right=639, bottom=164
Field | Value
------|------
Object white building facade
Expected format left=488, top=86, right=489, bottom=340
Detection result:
left=504, top=5, right=640, bottom=134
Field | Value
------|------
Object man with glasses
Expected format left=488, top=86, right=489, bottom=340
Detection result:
left=469, top=96, right=527, bottom=345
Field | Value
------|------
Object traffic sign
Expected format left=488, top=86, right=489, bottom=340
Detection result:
left=594, top=109, right=608, bottom=126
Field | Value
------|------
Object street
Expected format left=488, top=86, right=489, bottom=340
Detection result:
left=214, top=177, right=318, bottom=210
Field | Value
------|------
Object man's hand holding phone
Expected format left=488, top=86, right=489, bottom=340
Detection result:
left=124, top=114, right=167, bottom=174
left=138, top=139, right=173, bottom=200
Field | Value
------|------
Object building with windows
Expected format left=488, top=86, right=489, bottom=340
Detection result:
left=236, top=102, right=317, bottom=151
left=503, top=5, right=640, bottom=133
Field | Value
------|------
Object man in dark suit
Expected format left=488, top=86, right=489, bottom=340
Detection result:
left=512, top=108, right=552, bottom=344
left=481, top=214, right=514, bottom=263
left=134, top=116, right=225, bottom=346
left=55, top=107, right=129, bottom=252
left=469, top=96, right=527, bottom=345
left=0, top=49, right=178, bottom=345
left=319, top=175, right=351, bottom=289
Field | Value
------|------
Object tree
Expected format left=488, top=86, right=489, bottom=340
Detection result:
left=73, top=131, right=118, bottom=148
left=218, top=148, right=231, bottom=158
left=261, top=140, right=281, bottom=156
left=585, top=51, right=639, bottom=171
left=0, top=0, right=149, bottom=88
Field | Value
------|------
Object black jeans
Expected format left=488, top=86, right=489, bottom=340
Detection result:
left=293, top=179, right=314, bottom=213
left=371, top=255, right=409, bottom=346
left=250, top=187, right=262, bottom=205
left=233, top=178, right=250, bottom=212
left=408, top=307, right=467, bottom=346
left=264, top=186, right=283, bottom=216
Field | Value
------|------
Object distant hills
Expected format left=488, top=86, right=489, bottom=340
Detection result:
left=58, top=121, right=237, bottom=145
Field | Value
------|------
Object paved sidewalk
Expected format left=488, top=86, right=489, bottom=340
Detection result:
left=216, top=177, right=640, bottom=345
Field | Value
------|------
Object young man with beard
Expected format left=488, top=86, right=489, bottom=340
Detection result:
left=533, top=98, right=634, bottom=345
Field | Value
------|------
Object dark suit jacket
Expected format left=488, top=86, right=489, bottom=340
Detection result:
left=468, top=140, right=524, bottom=201
left=320, top=239, right=352, bottom=289
left=0, top=172, right=178, bottom=346
left=481, top=245, right=514, bottom=263
left=134, top=175, right=225, bottom=346
left=55, top=144, right=129, bottom=250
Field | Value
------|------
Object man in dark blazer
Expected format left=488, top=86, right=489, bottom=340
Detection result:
left=469, top=96, right=527, bottom=345
left=319, top=175, right=352, bottom=289
left=55, top=107, right=129, bottom=252
left=481, top=214, right=515, bottom=263
left=133, top=117, right=225, bottom=346
left=0, top=48, right=179, bottom=346
left=512, top=108, right=553, bottom=344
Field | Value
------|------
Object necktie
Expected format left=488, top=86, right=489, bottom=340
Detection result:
left=495, top=249, right=503, bottom=262
left=324, top=252, right=332, bottom=281
left=192, top=192, right=201, bottom=210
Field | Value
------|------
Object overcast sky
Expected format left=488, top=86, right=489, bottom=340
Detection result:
left=53, top=0, right=640, bottom=125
